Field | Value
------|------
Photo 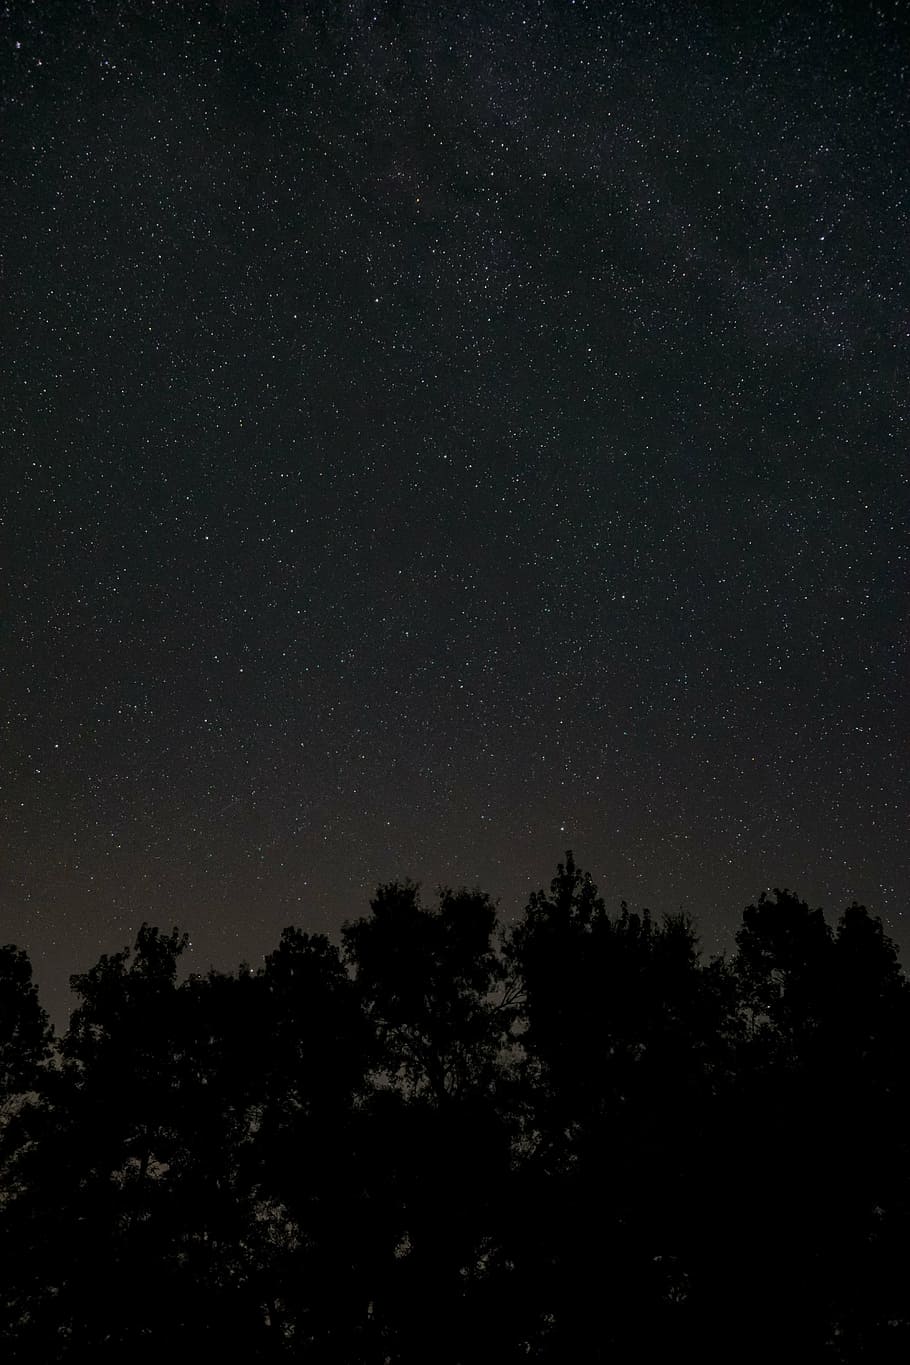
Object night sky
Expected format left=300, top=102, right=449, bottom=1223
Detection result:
left=2, top=1, right=907, bottom=1028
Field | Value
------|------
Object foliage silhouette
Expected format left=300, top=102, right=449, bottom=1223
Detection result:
left=1, top=855, right=908, bottom=1361
left=0, top=943, right=52, bottom=1099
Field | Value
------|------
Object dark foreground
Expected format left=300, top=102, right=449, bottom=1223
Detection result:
left=1, top=854, right=908, bottom=1361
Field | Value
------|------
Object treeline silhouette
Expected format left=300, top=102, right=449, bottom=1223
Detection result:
left=1, top=853, right=908, bottom=1361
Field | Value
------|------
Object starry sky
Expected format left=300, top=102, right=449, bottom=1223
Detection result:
left=2, top=0, right=908, bottom=1027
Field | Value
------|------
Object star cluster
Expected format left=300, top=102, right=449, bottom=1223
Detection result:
left=2, top=1, right=907, bottom=1024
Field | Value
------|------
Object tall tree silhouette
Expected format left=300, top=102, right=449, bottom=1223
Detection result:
left=7, top=925, right=196, bottom=1360
left=505, top=852, right=738, bottom=1359
left=0, top=942, right=52, bottom=1101
left=342, top=882, right=515, bottom=1363
left=0, top=941, right=54, bottom=1352
left=245, top=927, right=378, bottom=1360
left=696, top=891, right=910, bottom=1362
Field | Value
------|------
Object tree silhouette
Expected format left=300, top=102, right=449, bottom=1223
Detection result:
left=0, top=942, right=52, bottom=1100
left=503, top=852, right=739, bottom=1358
left=341, top=883, right=515, bottom=1363
left=0, top=940, right=54, bottom=1352
left=0, top=856, right=908, bottom=1360
left=245, top=928, right=378, bottom=1359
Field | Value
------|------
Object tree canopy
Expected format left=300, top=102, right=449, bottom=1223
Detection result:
left=1, top=856, right=908, bottom=1361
